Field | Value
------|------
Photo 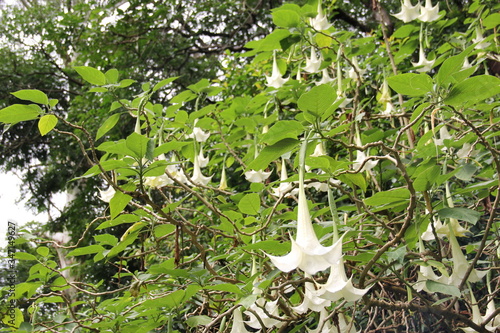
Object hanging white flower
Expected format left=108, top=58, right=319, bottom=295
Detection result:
left=310, top=1, right=332, bottom=31
left=460, top=288, right=500, bottom=333
left=434, top=126, right=452, bottom=146
left=412, top=47, right=435, bottom=72
left=316, top=234, right=371, bottom=302
left=188, top=127, right=210, bottom=142
left=197, top=146, right=209, bottom=168
left=229, top=308, right=252, bottom=333
left=219, top=167, right=228, bottom=190
left=189, top=153, right=212, bottom=186
left=304, top=47, right=322, bottom=74
left=272, top=159, right=296, bottom=198
left=315, top=68, right=335, bottom=86
left=418, top=0, right=440, bottom=22
left=292, top=280, right=331, bottom=314
left=244, top=297, right=283, bottom=330
left=266, top=53, right=289, bottom=89
left=245, top=169, right=272, bottom=183
left=347, top=57, right=366, bottom=80
left=99, top=186, right=116, bottom=203
left=447, top=227, right=487, bottom=287
left=267, top=138, right=346, bottom=275
left=266, top=161, right=343, bottom=275
left=353, top=151, right=378, bottom=172
left=144, top=174, right=173, bottom=188
left=393, top=0, right=421, bottom=23
left=472, top=27, right=490, bottom=50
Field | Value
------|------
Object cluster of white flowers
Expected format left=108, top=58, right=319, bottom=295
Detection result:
left=393, top=0, right=440, bottom=23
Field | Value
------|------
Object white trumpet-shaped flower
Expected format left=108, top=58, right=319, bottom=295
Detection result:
left=379, top=79, right=395, bottom=115
left=244, top=297, right=283, bottom=330
left=266, top=53, right=289, bottom=88
left=267, top=139, right=343, bottom=275
left=189, top=154, right=212, bottom=186
left=197, top=146, right=209, bottom=168
left=166, top=163, right=188, bottom=184
left=99, top=186, right=116, bottom=203
left=245, top=169, right=272, bottom=183
left=347, top=57, right=365, bottom=80
left=219, top=166, right=228, bottom=190
left=310, top=1, right=332, bottom=31
left=316, top=234, right=371, bottom=302
left=460, top=288, right=499, bottom=333
left=304, top=47, right=322, bottom=73
left=230, top=308, right=251, bottom=333
left=472, top=27, right=490, bottom=50
left=353, top=151, right=378, bottom=172
left=393, top=0, right=421, bottom=23
left=311, top=142, right=326, bottom=157
left=144, top=174, right=172, bottom=188
left=272, top=159, right=296, bottom=198
left=292, top=280, right=331, bottom=314
left=315, top=68, right=335, bottom=86
left=412, top=47, right=435, bottom=72
left=447, top=226, right=487, bottom=287
left=418, top=0, right=440, bottom=22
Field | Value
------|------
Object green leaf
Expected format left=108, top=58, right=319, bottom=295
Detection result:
left=0, top=104, right=41, bottom=124
left=36, top=246, right=50, bottom=257
left=73, top=66, right=106, bottom=86
left=298, top=84, right=337, bottom=120
left=261, top=120, right=304, bottom=145
left=141, top=289, right=185, bottom=308
left=437, top=207, right=481, bottom=224
left=272, top=9, right=301, bottom=28
left=14, top=252, right=37, bottom=261
left=67, top=245, right=105, bottom=257
left=244, top=29, right=291, bottom=52
left=483, top=13, right=500, bottom=29
left=154, top=224, right=176, bottom=238
left=74, top=66, right=107, bottom=86
left=11, top=89, right=49, bottom=105
left=96, top=113, right=120, bottom=140
left=242, top=240, right=290, bottom=255
left=425, top=280, right=461, bottom=297
left=126, top=132, right=149, bottom=159
left=105, top=68, right=119, bottom=84
left=364, top=187, right=410, bottom=206
left=97, top=214, right=141, bottom=230
left=94, top=234, right=118, bottom=246
left=455, top=163, right=477, bottom=181
left=413, top=165, right=441, bottom=192
left=247, top=138, right=299, bottom=171
left=38, top=114, right=58, bottom=136
left=203, top=283, right=242, bottom=295
left=110, top=191, right=133, bottom=219
left=119, top=79, right=136, bottom=88
left=387, top=73, right=433, bottom=96
left=238, top=193, right=260, bottom=215
left=435, top=47, right=474, bottom=87
left=153, top=77, right=179, bottom=92
left=444, top=75, right=500, bottom=107
left=338, top=173, right=367, bottom=192
left=186, top=315, right=212, bottom=328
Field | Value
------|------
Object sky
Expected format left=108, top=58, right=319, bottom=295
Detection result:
left=0, top=171, right=66, bottom=249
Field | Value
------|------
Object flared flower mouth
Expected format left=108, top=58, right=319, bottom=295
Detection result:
left=265, top=53, right=289, bottom=89
left=309, top=1, right=331, bottom=31
left=393, top=0, right=421, bottom=23
left=245, top=169, right=271, bottom=183
left=418, top=0, right=440, bottom=22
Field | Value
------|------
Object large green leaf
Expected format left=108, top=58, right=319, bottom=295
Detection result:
left=444, top=75, right=500, bottom=107
left=247, top=138, right=299, bottom=171
left=238, top=193, right=260, bottom=215
left=387, top=73, right=433, bottom=96
left=74, top=66, right=106, bottom=85
left=364, top=188, right=410, bottom=206
left=298, top=84, right=337, bottom=120
left=110, top=190, right=133, bottom=219
left=96, top=113, right=121, bottom=140
left=11, top=89, right=49, bottom=105
left=126, top=132, right=150, bottom=160
left=272, top=9, right=301, bottom=28
left=261, top=120, right=304, bottom=145
left=0, top=104, right=41, bottom=124
left=437, top=207, right=481, bottom=224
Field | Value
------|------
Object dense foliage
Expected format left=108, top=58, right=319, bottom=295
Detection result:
left=1, top=0, right=500, bottom=332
